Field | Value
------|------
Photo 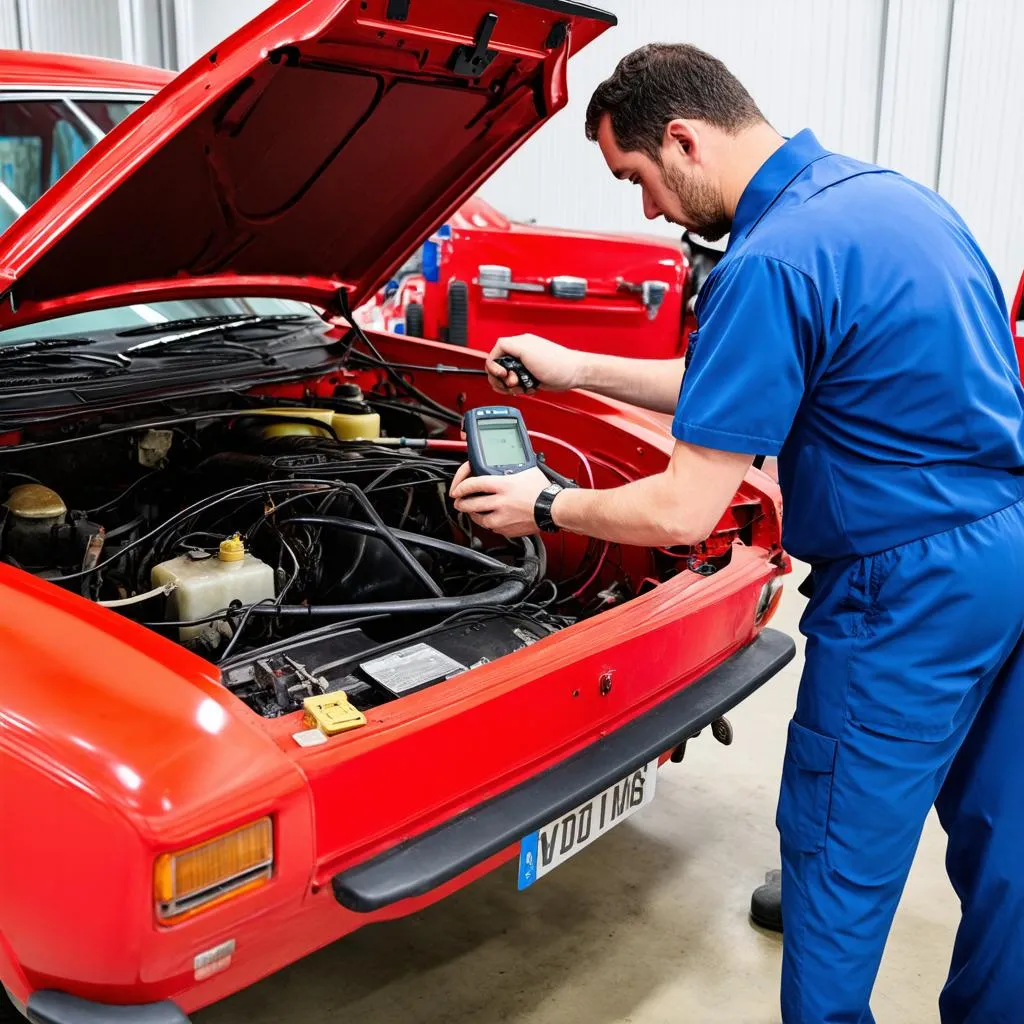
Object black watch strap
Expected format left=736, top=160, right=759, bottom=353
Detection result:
left=534, top=483, right=564, bottom=533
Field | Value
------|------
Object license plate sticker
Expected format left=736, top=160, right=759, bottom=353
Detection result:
left=517, top=759, right=659, bottom=890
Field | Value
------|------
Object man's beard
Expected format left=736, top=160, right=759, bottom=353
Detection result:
left=662, top=162, right=731, bottom=242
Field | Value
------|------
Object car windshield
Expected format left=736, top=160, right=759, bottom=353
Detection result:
left=0, top=94, right=316, bottom=343
left=0, top=296, right=318, bottom=346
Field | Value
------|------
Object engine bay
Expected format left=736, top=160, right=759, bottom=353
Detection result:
left=0, top=377, right=672, bottom=719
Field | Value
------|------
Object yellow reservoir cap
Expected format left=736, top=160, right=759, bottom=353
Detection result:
left=303, top=693, right=367, bottom=736
left=218, top=534, right=245, bottom=562
left=154, top=817, right=273, bottom=923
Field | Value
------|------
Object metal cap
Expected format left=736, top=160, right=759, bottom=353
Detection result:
left=4, top=483, right=67, bottom=519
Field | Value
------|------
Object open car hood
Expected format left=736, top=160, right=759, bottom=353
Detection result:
left=0, top=0, right=615, bottom=329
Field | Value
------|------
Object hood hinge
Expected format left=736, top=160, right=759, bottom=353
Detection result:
left=545, top=21, right=568, bottom=49
left=453, top=12, right=499, bottom=79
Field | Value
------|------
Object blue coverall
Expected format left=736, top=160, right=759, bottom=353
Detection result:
left=673, top=130, right=1024, bottom=1022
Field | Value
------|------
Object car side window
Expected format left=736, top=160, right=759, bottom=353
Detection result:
left=0, top=132, right=40, bottom=231
left=75, top=99, right=142, bottom=132
left=49, top=115, right=92, bottom=188
left=0, top=95, right=144, bottom=235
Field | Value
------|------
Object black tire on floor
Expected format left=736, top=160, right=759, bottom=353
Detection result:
left=447, top=279, right=470, bottom=347
left=404, top=300, right=425, bottom=337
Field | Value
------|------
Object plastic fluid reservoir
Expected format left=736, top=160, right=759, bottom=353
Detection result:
left=151, top=535, right=275, bottom=642
left=253, top=407, right=381, bottom=440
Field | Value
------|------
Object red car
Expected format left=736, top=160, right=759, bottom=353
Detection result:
left=0, top=2, right=792, bottom=1021
left=357, top=196, right=723, bottom=358
left=1013, top=269, right=1024, bottom=369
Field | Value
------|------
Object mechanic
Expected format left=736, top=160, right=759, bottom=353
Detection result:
left=449, top=44, right=1024, bottom=1023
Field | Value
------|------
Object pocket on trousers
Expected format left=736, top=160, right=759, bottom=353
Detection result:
left=776, top=719, right=838, bottom=854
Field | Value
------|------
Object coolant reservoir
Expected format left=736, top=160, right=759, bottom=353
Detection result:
left=151, top=535, right=275, bottom=642
left=253, top=407, right=381, bottom=440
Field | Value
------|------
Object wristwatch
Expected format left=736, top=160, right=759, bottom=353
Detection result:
left=534, top=483, right=564, bottom=533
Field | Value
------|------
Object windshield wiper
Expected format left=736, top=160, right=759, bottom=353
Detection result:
left=121, top=314, right=326, bottom=365
left=0, top=338, right=130, bottom=370
left=0, top=336, right=108, bottom=357
left=126, top=337, right=279, bottom=364
left=118, top=313, right=319, bottom=341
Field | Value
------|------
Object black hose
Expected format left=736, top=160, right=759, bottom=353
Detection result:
left=81, top=471, right=160, bottom=516
left=333, top=291, right=462, bottom=426
left=286, top=515, right=528, bottom=576
left=51, top=478, right=345, bottom=583
left=217, top=598, right=276, bottom=664
left=329, top=484, right=443, bottom=598
left=218, top=613, right=393, bottom=671
left=248, top=577, right=530, bottom=619
left=0, top=409, right=342, bottom=453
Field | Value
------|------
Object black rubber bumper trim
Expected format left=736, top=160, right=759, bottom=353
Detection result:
left=333, top=628, right=795, bottom=912
left=514, top=0, right=617, bottom=25
left=27, top=992, right=189, bottom=1024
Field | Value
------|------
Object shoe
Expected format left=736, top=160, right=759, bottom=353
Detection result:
left=750, top=869, right=783, bottom=933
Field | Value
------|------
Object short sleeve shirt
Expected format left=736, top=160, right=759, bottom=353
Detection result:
left=672, top=130, right=1024, bottom=563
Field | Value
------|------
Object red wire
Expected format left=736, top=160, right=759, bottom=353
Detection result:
left=527, top=431, right=596, bottom=489
left=422, top=439, right=467, bottom=451
left=585, top=453, right=688, bottom=560
left=424, top=432, right=660, bottom=598
left=525, top=431, right=609, bottom=598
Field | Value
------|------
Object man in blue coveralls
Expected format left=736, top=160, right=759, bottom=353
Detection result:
left=449, top=43, right=1024, bottom=1023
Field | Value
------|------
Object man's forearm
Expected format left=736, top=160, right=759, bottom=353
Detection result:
left=551, top=471, right=701, bottom=546
left=548, top=443, right=753, bottom=547
left=577, top=353, right=685, bottom=414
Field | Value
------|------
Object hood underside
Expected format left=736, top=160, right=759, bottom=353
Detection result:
left=0, top=0, right=614, bottom=329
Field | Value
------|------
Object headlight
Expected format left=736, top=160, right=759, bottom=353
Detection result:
left=154, top=817, right=273, bottom=923
left=754, top=576, right=784, bottom=626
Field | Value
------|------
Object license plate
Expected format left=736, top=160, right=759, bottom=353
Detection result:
left=517, top=759, right=659, bottom=890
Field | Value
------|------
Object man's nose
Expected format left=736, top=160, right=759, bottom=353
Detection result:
left=642, top=191, right=661, bottom=221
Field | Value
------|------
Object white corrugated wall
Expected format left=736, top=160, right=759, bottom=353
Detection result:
left=5, top=0, right=1021, bottom=296
left=937, top=0, right=1024, bottom=305
left=170, top=0, right=269, bottom=66
left=14, top=0, right=122, bottom=57
left=0, top=2, right=20, bottom=48
left=481, top=0, right=890, bottom=242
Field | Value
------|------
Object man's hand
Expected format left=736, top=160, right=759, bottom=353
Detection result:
left=450, top=464, right=550, bottom=537
left=486, top=334, right=582, bottom=395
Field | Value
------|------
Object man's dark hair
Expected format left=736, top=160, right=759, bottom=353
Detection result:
left=585, top=44, right=765, bottom=160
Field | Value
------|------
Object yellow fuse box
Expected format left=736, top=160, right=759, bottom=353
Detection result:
left=302, top=693, right=367, bottom=736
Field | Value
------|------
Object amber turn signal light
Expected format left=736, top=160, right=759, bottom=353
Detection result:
left=154, top=817, right=273, bottom=923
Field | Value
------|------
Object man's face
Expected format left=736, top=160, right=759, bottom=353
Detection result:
left=597, top=115, right=731, bottom=242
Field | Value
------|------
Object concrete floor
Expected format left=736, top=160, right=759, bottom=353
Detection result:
left=197, top=570, right=961, bottom=1024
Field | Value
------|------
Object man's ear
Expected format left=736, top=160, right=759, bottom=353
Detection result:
left=664, top=119, right=701, bottom=165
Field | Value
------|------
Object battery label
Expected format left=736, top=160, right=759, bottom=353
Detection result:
left=360, top=643, right=466, bottom=695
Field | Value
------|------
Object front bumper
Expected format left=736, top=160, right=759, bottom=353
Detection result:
left=22, top=628, right=794, bottom=1023
left=25, top=992, right=188, bottom=1024
left=334, top=627, right=795, bottom=912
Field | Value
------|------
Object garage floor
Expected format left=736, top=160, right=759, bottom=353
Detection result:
left=196, top=568, right=961, bottom=1024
